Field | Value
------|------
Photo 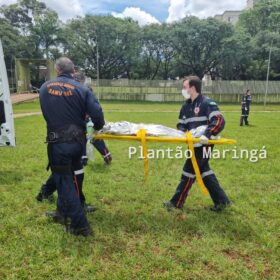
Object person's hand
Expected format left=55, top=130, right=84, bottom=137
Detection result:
left=245, top=107, right=248, bottom=111
left=104, top=154, right=112, bottom=165
left=200, top=135, right=209, bottom=144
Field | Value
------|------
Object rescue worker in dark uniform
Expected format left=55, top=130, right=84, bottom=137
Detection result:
left=74, top=72, right=112, bottom=165
left=39, top=57, right=105, bottom=236
left=36, top=71, right=111, bottom=210
left=164, top=76, right=231, bottom=212
left=240, top=89, right=251, bottom=126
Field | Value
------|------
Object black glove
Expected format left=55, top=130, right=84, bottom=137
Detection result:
left=81, top=155, right=88, bottom=166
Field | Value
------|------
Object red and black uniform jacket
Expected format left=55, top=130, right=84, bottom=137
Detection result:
left=177, top=94, right=225, bottom=140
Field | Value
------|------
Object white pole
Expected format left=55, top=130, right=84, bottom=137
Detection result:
left=264, top=41, right=273, bottom=107
left=96, top=37, right=100, bottom=101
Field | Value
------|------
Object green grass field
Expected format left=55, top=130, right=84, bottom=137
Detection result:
left=12, top=99, right=280, bottom=114
left=1, top=102, right=279, bottom=279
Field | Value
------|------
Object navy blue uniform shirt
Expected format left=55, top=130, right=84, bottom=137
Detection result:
left=39, top=73, right=105, bottom=133
left=241, top=95, right=251, bottom=110
left=177, top=94, right=225, bottom=139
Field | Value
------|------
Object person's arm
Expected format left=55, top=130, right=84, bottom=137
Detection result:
left=204, top=100, right=225, bottom=138
left=241, top=96, right=246, bottom=106
left=247, top=95, right=252, bottom=105
left=176, top=106, right=188, bottom=132
left=85, top=89, right=105, bottom=130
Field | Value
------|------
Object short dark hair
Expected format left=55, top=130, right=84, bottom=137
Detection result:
left=55, top=57, right=74, bottom=75
left=73, top=71, right=85, bottom=83
left=183, top=75, right=202, bottom=93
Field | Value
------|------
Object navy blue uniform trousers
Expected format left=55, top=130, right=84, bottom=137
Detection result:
left=171, top=145, right=230, bottom=208
left=48, top=142, right=89, bottom=230
left=41, top=167, right=85, bottom=205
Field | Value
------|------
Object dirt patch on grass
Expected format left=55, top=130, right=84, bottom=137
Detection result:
left=11, top=93, right=39, bottom=104
left=14, top=112, right=41, bottom=118
left=222, top=249, right=256, bottom=271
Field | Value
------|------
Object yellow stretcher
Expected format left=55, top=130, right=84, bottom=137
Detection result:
left=95, top=129, right=236, bottom=195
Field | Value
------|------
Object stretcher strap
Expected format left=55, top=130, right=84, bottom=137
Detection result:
left=137, top=129, right=149, bottom=182
left=186, top=132, right=209, bottom=196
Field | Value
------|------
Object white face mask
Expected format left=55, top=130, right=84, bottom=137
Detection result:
left=181, top=89, right=191, bottom=100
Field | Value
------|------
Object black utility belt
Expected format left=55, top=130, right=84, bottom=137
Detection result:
left=46, top=125, right=85, bottom=143
left=46, top=132, right=84, bottom=143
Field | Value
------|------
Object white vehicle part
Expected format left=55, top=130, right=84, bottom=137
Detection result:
left=0, top=40, right=16, bottom=147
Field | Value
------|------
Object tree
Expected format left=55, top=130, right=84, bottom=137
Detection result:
left=31, top=11, right=62, bottom=58
left=1, top=0, right=61, bottom=59
left=64, top=16, right=141, bottom=79
left=137, top=24, right=163, bottom=79
left=0, top=0, right=48, bottom=35
left=0, top=18, right=34, bottom=91
left=172, top=17, right=234, bottom=79
left=237, top=0, right=280, bottom=80
left=135, top=23, right=176, bottom=80
left=159, top=24, right=177, bottom=80
left=0, top=19, right=21, bottom=60
left=0, top=19, right=20, bottom=78
left=238, top=0, right=280, bottom=37
left=217, top=31, right=252, bottom=80
left=246, top=31, right=280, bottom=80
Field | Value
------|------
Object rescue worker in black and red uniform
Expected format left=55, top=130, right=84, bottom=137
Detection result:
left=240, top=89, right=252, bottom=126
left=39, top=57, right=105, bottom=236
left=164, top=75, right=231, bottom=212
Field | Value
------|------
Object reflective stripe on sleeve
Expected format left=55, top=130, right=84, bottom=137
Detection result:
left=208, top=111, right=222, bottom=120
left=178, top=119, right=186, bottom=124
left=178, top=116, right=208, bottom=124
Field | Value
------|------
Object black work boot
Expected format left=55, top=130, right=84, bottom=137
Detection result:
left=203, top=174, right=230, bottom=208
left=68, top=226, right=93, bottom=237
left=163, top=200, right=182, bottom=212
left=36, top=190, right=54, bottom=202
left=209, top=201, right=232, bottom=212
left=163, top=201, right=175, bottom=211
left=83, top=203, right=97, bottom=213
left=46, top=210, right=66, bottom=225
left=240, top=116, right=244, bottom=126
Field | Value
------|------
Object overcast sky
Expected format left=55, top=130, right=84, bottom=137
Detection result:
left=0, top=0, right=247, bottom=24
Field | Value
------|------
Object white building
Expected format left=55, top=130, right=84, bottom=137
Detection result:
left=215, top=0, right=257, bottom=25
left=214, top=10, right=242, bottom=25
